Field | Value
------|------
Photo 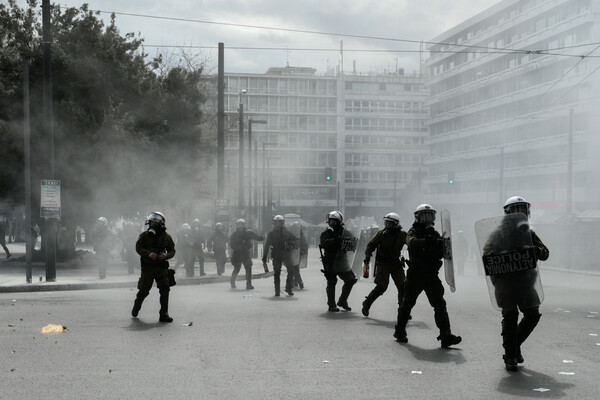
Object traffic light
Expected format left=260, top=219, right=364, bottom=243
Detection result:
left=447, top=171, right=455, bottom=184
left=324, top=167, right=333, bottom=182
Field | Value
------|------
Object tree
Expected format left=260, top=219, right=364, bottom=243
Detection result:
left=0, top=0, right=214, bottom=251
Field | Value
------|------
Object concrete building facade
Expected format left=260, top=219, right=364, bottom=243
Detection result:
left=217, top=66, right=427, bottom=224
left=424, top=0, right=600, bottom=229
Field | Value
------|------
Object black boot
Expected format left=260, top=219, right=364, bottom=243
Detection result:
left=245, top=267, right=253, bottom=290
left=159, top=288, right=173, bottom=323
left=393, top=324, right=408, bottom=343
left=131, top=291, right=148, bottom=317
left=516, top=311, right=541, bottom=364
left=439, top=333, right=462, bottom=348
left=394, top=307, right=411, bottom=342
left=326, top=280, right=337, bottom=311
left=502, top=311, right=519, bottom=370
left=337, top=278, right=356, bottom=311
left=362, top=286, right=385, bottom=317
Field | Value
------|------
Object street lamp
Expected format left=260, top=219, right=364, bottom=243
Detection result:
left=238, top=89, right=247, bottom=216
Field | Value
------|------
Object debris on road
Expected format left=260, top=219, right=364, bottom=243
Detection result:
left=41, top=324, right=67, bottom=334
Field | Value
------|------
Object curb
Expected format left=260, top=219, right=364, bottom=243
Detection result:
left=0, top=271, right=275, bottom=293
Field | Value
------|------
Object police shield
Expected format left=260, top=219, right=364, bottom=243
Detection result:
left=283, top=226, right=301, bottom=268
left=332, top=229, right=358, bottom=273
left=352, top=229, right=370, bottom=278
left=440, top=209, right=456, bottom=293
left=475, top=213, right=544, bottom=311
left=297, top=225, right=309, bottom=269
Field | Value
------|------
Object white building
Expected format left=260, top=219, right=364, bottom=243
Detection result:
left=216, top=66, right=428, bottom=224
left=424, top=0, right=600, bottom=229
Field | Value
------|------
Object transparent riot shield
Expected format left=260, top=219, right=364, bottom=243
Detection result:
left=475, top=213, right=544, bottom=311
left=440, top=209, right=456, bottom=293
left=298, top=226, right=309, bottom=269
left=352, top=230, right=369, bottom=279
left=283, top=226, right=301, bottom=268
left=332, top=229, right=358, bottom=273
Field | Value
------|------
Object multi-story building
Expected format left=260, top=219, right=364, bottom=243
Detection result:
left=216, top=66, right=427, bottom=224
left=424, top=0, right=600, bottom=230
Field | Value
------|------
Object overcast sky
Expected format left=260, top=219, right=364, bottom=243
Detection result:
left=16, top=0, right=501, bottom=74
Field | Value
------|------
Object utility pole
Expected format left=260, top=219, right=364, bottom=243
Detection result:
left=238, top=93, right=245, bottom=216
left=42, top=0, right=56, bottom=282
left=23, top=55, right=34, bottom=283
left=217, top=43, right=225, bottom=198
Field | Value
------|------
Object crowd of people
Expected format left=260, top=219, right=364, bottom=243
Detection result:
left=2, top=194, right=546, bottom=373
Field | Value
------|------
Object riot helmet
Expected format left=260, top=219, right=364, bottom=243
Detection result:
left=235, top=219, right=247, bottom=230
left=326, top=211, right=343, bottom=228
left=273, top=215, right=285, bottom=229
left=215, top=222, right=223, bottom=232
left=181, top=223, right=191, bottom=231
left=414, top=204, right=436, bottom=226
left=503, top=196, right=530, bottom=218
left=192, top=218, right=201, bottom=228
left=145, top=211, right=166, bottom=230
left=97, top=217, right=108, bottom=226
left=383, top=213, right=401, bottom=230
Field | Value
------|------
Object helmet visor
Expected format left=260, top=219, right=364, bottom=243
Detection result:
left=506, top=203, right=530, bottom=217
left=416, top=210, right=436, bottom=225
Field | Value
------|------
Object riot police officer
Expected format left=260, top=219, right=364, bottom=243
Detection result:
left=191, top=218, right=206, bottom=276
left=208, top=223, right=228, bottom=276
left=93, top=217, right=113, bottom=279
left=486, top=196, right=549, bottom=371
left=319, top=211, right=358, bottom=312
left=362, top=213, right=407, bottom=317
left=263, top=215, right=296, bottom=296
left=177, top=223, right=195, bottom=277
left=394, top=204, right=462, bottom=348
left=131, top=212, right=176, bottom=322
left=229, top=219, right=264, bottom=290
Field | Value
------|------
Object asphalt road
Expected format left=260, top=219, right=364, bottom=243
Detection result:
left=1, top=252, right=599, bottom=400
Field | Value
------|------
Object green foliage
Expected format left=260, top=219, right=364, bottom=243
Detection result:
left=0, top=1, right=212, bottom=225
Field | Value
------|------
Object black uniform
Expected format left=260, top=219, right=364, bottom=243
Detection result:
left=262, top=226, right=296, bottom=296
left=362, top=226, right=407, bottom=316
left=320, top=225, right=357, bottom=311
left=191, top=226, right=206, bottom=276
left=394, top=222, right=461, bottom=347
left=132, top=229, right=176, bottom=321
left=208, top=229, right=228, bottom=276
left=485, top=223, right=549, bottom=366
left=229, top=228, right=263, bottom=289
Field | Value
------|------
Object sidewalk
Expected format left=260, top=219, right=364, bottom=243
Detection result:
left=0, top=242, right=272, bottom=293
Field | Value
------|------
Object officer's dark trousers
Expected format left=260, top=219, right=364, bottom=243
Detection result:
left=194, top=248, right=205, bottom=275
left=231, top=258, right=253, bottom=288
left=291, top=264, right=303, bottom=287
left=325, top=270, right=357, bottom=307
left=272, top=258, right=293, bottom=294
left=396, top=274, right=451, bottom=337
left=364, top=263, right=405, bottom=310
left=134, top=266, right=171, bottom=317
left=215, top=249, right=226, bottom=275
left=501, top=306, right=541, bottom=359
